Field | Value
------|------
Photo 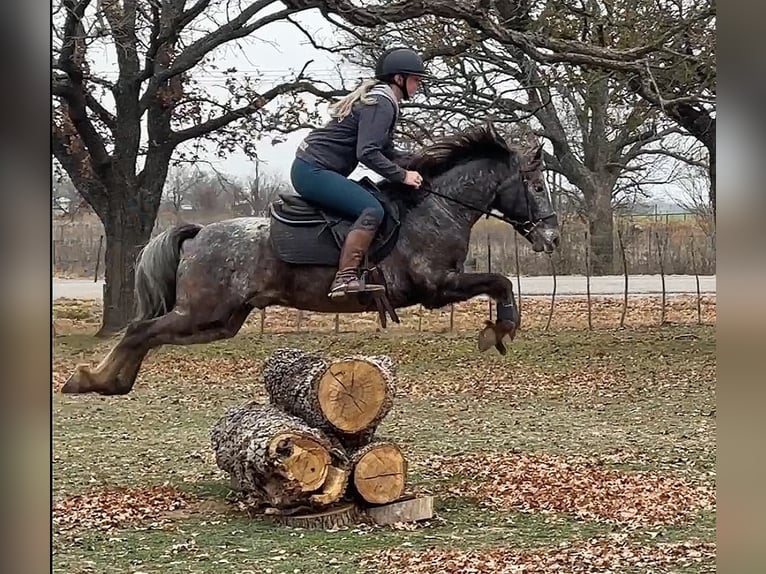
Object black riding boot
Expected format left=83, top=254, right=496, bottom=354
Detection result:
left=328, top=211, right=385, bottom=299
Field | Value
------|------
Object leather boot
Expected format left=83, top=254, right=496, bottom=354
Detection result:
left=328, top=215, right=385, bottom=299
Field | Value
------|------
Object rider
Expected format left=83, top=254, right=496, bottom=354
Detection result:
left=290, top=47, right=428, bottom=299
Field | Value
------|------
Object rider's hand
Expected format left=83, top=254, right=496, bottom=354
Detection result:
left=403, top=170, right=424, bottom=188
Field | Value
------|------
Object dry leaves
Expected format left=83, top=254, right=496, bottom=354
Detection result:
left=53, top=485, right=196, bottom=533
left=363, top=539, right=716, bottom=573
left=426, top=452, right=715, bottom=527
left=52, top=296, right=716, bottom=336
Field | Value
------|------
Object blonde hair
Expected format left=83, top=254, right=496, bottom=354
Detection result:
left=328, top=79, right=378, bottom=121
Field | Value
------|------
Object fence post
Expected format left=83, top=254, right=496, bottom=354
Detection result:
left=296, top=310, right=303, bottom=332
left=585, top=230, right=592, bottom=330
left=690, top=235, right=702, bottom=325
left=616, top=227, right=628, bottom=329
left=334, top=313, right=340, bottom=334
left=94, top=235, right=103, bottom=282
left=259, top=308, right=266, bottom=335
left=544, top=255, right=557, bottom=331
left=656, top=230, right=667, bottom=325
left=513, top=231, right=522, bottom=321
left=486, top=233, right=492, bottom=321
left=449, top=304, right=455, bottom=332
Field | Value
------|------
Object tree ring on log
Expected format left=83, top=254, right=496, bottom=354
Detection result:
left=353, top=443, right=406, bottom=505
left=318, top=359, right=388, bottom=433
left=268, top=433, right=330, bottom=492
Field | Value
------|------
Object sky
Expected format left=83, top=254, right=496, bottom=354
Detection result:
left=78, top=2, right=702, bottom=205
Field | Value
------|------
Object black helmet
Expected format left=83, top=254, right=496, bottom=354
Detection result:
left=375, top=47, right=429, bottom=80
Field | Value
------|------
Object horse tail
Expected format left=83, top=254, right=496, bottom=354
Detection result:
left=133, top=223, right=203, bottom=321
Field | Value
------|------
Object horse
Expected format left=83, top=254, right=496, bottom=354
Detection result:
left=61, top=123, right=560, bottom=396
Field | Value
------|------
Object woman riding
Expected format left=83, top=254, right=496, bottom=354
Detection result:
left=290, top=47, right=428, bottom=299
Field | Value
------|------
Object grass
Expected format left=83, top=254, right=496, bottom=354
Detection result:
left=53, top=311, right=716, bottom=573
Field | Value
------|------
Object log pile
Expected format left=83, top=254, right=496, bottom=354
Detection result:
left=210, top=348, right=420, bottom=527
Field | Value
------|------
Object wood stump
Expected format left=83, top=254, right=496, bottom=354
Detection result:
left=210, top=402, right=348, bottom=509
left=350, top=440, right=407, bottom=505
left=263, top=348, right=395, bottom=445
left=266, top=502, right=362, bottom=530
left=366, top=495, right=435, bottom=525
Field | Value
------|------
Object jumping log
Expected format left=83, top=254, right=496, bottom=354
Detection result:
left=210, top=402, right=347, bottom=509
left=350, top=440, right=407, bottom=505
left=263, top=348, right=395, bottom=442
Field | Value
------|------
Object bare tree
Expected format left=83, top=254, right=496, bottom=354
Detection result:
left=51, top=0, right=346, bottom=333
left=52, top=171, right=89, bottom=220
left=293, top=0, right=716, bottom=212
left=338, top=9, right=686, bottom=273
left=675, top=158, right=715, bottom=242
left=224, top=161, right=290, bottom=216
left=162, top=166, right=196, bottom=214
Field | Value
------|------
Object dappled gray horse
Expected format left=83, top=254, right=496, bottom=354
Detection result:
left=62, top=124, right=559, bottom=395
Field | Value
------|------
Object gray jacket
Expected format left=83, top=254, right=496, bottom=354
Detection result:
left=295, top=84, right=408, bottom=183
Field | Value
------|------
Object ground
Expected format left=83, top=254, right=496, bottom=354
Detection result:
left=52, top=297, right=716, bottom=573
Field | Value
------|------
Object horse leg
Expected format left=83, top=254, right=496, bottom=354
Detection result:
left=430, top=272, right=519, bottom=354
left=61, top=304, right=253, bottom=395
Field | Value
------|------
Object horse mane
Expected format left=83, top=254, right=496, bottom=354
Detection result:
left=401, top=124, right=514, bottom=178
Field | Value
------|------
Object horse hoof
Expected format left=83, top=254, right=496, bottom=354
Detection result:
left=60, top=365, right=90, bottom=394
left=61, top=374, right=83, bottom=394
left=478, top=321, right=497, bottom=352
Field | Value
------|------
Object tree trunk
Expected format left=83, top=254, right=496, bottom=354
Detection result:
left=210, top=401, right=349, bottom=510
left=262, top=348, right=395, bottom=447
left=587, top=186, right=615, bottom=275
left=707, top=144, right=716, bottom=219
left=97, top=192, right=158, bottom=336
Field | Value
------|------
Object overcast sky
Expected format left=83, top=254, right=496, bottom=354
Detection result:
left=80, top=4, right=700, bottom=205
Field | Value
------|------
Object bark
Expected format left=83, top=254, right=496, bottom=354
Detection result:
left=585, top=180, right=616, bottom=275
left=366, top=496, right=434, bottom=525
left=349, top=439, right=407, bottom=505
left=210, top=401, right=349, bottom=509
left=262, top=348, right=395, bottom=446
left=267, top=502, right=362, bottom=530
left=53, top=0, right=344, bottom=333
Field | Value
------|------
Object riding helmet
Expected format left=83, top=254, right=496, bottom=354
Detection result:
left=375, top=47, right=430, bottom=80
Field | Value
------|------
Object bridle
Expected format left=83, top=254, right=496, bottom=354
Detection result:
left=419, top=169, right=558, bottom=237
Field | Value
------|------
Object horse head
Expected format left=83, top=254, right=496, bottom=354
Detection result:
left=389, top=123, right=560, bottom=253
left=493, top=132, right=560, bottom=253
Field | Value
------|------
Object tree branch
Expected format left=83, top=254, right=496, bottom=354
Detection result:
left=56, top=0, right=112, bottom=175
left=169, top=80, right=343, bottom=144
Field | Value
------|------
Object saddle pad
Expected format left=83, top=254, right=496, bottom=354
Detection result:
left=269, top=205, right=400, bottom=266
left=269, top=216, right=346, bottom=266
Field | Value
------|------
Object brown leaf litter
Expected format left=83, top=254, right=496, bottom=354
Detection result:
left=363, top=538, right=716, bottom=573
left=426, top=452, right=715, bottom=527
left=53, top=485, right=197, bottom=533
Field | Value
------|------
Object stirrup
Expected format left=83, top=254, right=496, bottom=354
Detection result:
left=328, top=269, right=384, bottom=299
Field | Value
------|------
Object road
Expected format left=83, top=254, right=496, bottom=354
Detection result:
left=53, top=275, right=716, bottom=300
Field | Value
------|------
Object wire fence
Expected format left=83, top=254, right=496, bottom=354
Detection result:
left=52, top=211, right=716, bottom=280
left=53, top=208, right=716, bottom=337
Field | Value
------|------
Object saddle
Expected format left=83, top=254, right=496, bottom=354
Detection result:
left=268, top=176, right=402, bottom=326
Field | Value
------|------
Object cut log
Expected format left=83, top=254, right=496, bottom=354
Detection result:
left=210, top=402, right=347, bottom=509
left=350, top=440, right=407, bottom=505
left=263, top=348, right=395, bottom=442
left=366, top=495, right=435, bottom=526
left=310, top=464, right=350, bottom=506
left=266, top=502, right=363, bottom=530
